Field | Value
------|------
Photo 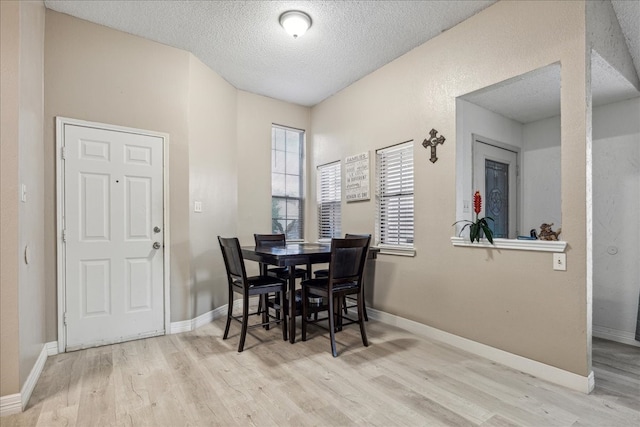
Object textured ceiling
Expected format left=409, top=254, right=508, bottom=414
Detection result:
left=44, top=0, right=496, bottom=106
left=461, top=65, right=562, bottom=124
left=44, top=0, right=639, bottom=116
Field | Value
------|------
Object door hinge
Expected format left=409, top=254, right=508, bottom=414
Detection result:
left=61, top=146, right=67, bottom=160
left=63, top=312, right=68, bottom=326
left=62, top=229, right=67, bottom=242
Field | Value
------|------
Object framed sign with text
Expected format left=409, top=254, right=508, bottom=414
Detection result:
left=345, top=152, right=370, bottom=202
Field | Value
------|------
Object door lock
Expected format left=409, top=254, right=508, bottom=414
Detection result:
left=154, top=226, right=161, bottom=233
left=153, top=242, right=161, bottom=249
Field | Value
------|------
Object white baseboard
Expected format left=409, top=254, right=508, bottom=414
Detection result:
left=46, top=341, right=59, bottom=357
left=169, top=296, right=263, bottom=334
left=593, top=325, right=640, bottom=348
left=0, top=341, right=58, bottom=417
left=20, top=343, right=48, bottom=411
left=170, top=305, right=227, bottom=334
left=0, top=393, right=22, bottom=417
left=366, top=307, right=594, bottom=394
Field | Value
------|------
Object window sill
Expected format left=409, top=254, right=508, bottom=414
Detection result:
left=371, top=245, right=416, bottom=257
left=450, top=237, right=567, bottom=252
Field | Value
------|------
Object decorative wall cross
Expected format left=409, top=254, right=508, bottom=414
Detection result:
left=422, top=128, right=445, bottom=163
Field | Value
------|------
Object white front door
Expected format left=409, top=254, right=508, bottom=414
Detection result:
left=62, top=123, right=165, bottom=351
left=473, top=136, right=518, bottom=238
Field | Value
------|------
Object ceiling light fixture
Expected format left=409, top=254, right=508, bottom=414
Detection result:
left=279, top=10, right=312, bottom=39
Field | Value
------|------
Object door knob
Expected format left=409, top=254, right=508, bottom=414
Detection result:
left=153, top=242, right=161, bottom=249
left=154, top=226, right=161, bottom=233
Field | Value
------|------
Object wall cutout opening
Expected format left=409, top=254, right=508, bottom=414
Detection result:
left=455, top=63, right=561, bottom=242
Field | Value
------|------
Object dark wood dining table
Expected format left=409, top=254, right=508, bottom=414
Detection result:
left=242, top=242, right=377, bottom=343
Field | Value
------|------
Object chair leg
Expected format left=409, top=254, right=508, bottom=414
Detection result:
left=256, top=294, right=263, bottom=317
left=263, top=294, right=270, bottom=330
left=238, top=296, right=249, bottom=352
left=223, top=290, right=233, bottom=340
left=336, top=296, right=344, bottom=332
left=362, top=287, right=369, bottom=321
left=358, top=293, right=369, bottom=347
left=301, top=286, right=308, bottom=341
left=328, top=294, right=338, bottom=357
left=280, top=290, right=288, bottom=341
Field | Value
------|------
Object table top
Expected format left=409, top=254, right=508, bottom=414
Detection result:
left=241, top=242, right=378, bottom=267
left=241, top=243, right=332, bottom=266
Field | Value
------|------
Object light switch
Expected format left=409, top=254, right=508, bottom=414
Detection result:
left=194, top=201, right=202, bottom=213
left=553, top=253, right=566, bottom=271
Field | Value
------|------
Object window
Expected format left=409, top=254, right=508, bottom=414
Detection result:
left=376, top=141, right=414, bottom=250
left=317, top=162, right=341, bottom=240
left=272, top=125, right=304, bottom=240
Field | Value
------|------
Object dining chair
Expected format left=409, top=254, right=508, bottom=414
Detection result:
left=301, top=236, right=370, bottom=357
left=218, top=236, right=287, bottom=352
left=253, top=233, right=309, bottom=279
left=254, top=233, right=309, bottom=319
left=313, top=233, right=371, bottom=321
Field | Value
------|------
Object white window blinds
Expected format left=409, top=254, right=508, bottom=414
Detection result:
left=317, top=162, right=341, bottom=239
left=376, top=141, right=414, bottom=247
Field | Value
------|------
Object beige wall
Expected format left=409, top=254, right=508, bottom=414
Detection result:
left=43, top=12, right=310, bottom=327
left=0, top=0, right=47, bottom=398
left=1, top=0, right=22, bottom=397
left=187, top=55, right=238, bottom=318
left=18, top=0, right=47, bottom=389
left=236, top=90, right=311, bottom=249
left=44, top=10, right=193, bottom=323
left=310, top=1, right=590, bottom=375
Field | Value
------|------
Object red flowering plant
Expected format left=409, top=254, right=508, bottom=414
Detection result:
left=453, top=191, right=494, bottom=243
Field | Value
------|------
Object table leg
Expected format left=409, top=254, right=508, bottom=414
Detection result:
left=289, top=265, right=296, bottom=343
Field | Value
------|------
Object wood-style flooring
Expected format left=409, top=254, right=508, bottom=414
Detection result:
left=3, top=317, right=639, bottom=426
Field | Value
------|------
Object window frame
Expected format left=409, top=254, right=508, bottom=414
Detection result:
left=375, top=140, right=416, bottom=256
left=271, top=124, right=305, bottom=241
left=317, top=161, right=342, bottom=242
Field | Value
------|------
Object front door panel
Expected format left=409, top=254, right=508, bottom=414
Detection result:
left=64, top=124, right=164, bottom=350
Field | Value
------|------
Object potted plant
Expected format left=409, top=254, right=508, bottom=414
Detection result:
left=453, top=191, right=494, bottom=243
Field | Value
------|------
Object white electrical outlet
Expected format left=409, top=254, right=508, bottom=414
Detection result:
left=194, top=201, right=202, bottom=213
left=553, top=253, right=566, bottom=271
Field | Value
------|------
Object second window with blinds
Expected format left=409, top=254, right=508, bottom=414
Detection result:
left=317, top=162, right=342, bottom=240
left=376, top=141, right=415, bottom=255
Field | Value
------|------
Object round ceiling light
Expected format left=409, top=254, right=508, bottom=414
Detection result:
left=279, top=10, right=312, bottom=39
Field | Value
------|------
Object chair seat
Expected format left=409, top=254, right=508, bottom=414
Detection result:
left=246, top=275, right=286, bottom=286
left=267, top=289, right=326, bottom=316
left=302, top=278, right=359, bottom=293
left=314, top=268, right=328, bottom=278
left=267, top=266, right=307, bottom=279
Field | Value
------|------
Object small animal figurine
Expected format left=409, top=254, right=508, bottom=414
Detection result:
left=538, top=223, right=562, bottom=241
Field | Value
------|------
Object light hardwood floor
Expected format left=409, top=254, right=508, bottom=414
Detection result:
left=3, top=318, right=639, bottom=426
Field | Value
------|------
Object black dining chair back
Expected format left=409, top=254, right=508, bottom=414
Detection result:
left=253, top=233, right=309, bottom=319
left=218, top=236, right=287, bottom=352
left=314, top=233, right=371, bottom=320
left=301, top=236, right=370, bottom=356
left=254, top=233, right=287, bottom=248
left=221, top=238, right=246, bottom=280
left=254, top=233, right=309, bottom=280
